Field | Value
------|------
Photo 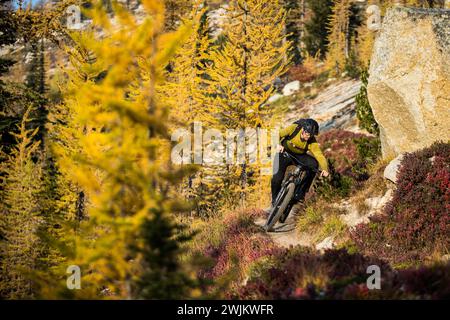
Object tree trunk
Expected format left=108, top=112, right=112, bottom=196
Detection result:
left=344, top=2, right=350, bottom=59
left=240, top=2, right=249, bottom=205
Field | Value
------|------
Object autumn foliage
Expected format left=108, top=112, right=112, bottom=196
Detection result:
left=235, top=247, right=450, bottom=299
left=1, top=0, right=448, bottom=301
left=351, top=141, right=450, bottom=266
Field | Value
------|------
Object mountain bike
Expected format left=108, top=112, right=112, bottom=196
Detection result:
left=264, top=151, right=320, bottom=232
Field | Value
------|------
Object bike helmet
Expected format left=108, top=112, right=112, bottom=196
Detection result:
left=302, top=118, right=319, bottom=136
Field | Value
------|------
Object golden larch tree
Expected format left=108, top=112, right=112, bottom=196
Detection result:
left=162, top=1, right=224, bottom=216
left=42, top=0, right=201, bottom=299
left=325, top=0, right=351, bottom=76
left=0, top=106, right=44, bottom=299
left=206, top=0, right=291, bottom=205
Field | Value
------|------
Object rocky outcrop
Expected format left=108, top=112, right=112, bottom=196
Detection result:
left=208, top=5, right=228, bottom=39
left=367, top=7, right=450, bottom=158
left=284, top=79, right=363, bottom=133
left=339, top=189, right=393, bottom=228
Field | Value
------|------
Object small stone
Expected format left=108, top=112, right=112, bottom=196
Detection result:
left=282, top=81, right=300, bottom=96
left=316, top=236, right=335, bottom=251
left=384, top=154, right=404, bottom=184
left=267, top=93, right=283, bottom=104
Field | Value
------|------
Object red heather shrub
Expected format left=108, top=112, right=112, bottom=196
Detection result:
left=340, top=283, right=371, bottom=299
left=288, top=64, right=316, bottom=83
left=311, top=130, right=380, bottom=200
left=231, top=246, right=320, bottom=299
left=233, top=247, right=450, bottom=299
left=198, top=209, right=279, bottom=283
left=351, top=141, right=450, bottom=265
left=397, top=262, right=450, bottom=299
left=232, top=247, right=391, bottom=299
left=317, top=129, right=375, bottom=178
left=202, top=233, right=276, bottom=280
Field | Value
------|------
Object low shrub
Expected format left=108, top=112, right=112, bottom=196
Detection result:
left=312, top=160, right=353, bottom=200
left=232, top=247, right=384, bottom=299
left=297, top=200, right=347, bottom=243
left=197, top=209, right=280, bottom=292
left=355, top=69, right=379, bottom=135
left=351, top=141, right=450, bottom=266
left=352, top=136, right=381, bottom=179
left=396, top=262, right=450, bottom=299
left=317, top=215, right=347, bottom=242
left=344, top=52, right=361, bottom=79
left=233, top=247, right=450, bottom=299
left=297, top=205, right=324, bottom=232
left=312, top=70, right=331, bottom=89
left=318, top=129, right=379, bottom=179
left=311, top=130, right=381, bottom=200
left=288, top=64, right=316, bottom=83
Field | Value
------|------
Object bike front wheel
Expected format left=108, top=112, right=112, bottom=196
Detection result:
left=264, top=182, right=295, bottom=231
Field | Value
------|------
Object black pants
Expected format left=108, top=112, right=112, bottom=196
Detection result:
left=271, top=152, right=319, bottom=205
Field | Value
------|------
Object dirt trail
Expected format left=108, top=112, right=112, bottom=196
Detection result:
left=255, top=187, right=393, bottom=249
left=254, top=206, right=315, bottom=249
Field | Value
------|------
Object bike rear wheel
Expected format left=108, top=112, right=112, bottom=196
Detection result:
left=264, top=182, right=295, bottom=231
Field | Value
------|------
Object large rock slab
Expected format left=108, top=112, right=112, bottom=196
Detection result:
left=284, top=79, right=363, bottom=133
left=368, top=7, right=450, bottom=158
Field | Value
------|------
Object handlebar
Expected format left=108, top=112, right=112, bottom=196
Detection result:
left=282, top=151, right=321, bottom=175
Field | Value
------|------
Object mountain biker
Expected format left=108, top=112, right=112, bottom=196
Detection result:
left=268, top=118, right=329, bottom=212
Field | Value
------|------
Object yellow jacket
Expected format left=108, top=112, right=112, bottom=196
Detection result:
left=279, top=124, right=329, bottom=172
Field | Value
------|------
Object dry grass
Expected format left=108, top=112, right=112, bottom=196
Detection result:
left=296, top=200, right=326, bottom=233
left=296, top=198, right=348, bottom=245
left=316, top=215, right=347, bottom=242
left=245, top=175, right=272, bottom=210
left=348, top=158, right=390, bottom=213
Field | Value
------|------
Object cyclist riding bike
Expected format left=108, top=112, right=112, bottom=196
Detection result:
left=267, top=118, right=329, bottom=216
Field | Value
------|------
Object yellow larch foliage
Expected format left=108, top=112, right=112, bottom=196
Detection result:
left=205, top=0, right=291, bottom=205
left=325, top=0, right=351, bottom=76
left=163, top=0, right=214, bottom=128
left=42, top=0, right=200, bottom=299
left=0, top=106, right=44, bottom=299
left=161, top=1, right=224, bottom=216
